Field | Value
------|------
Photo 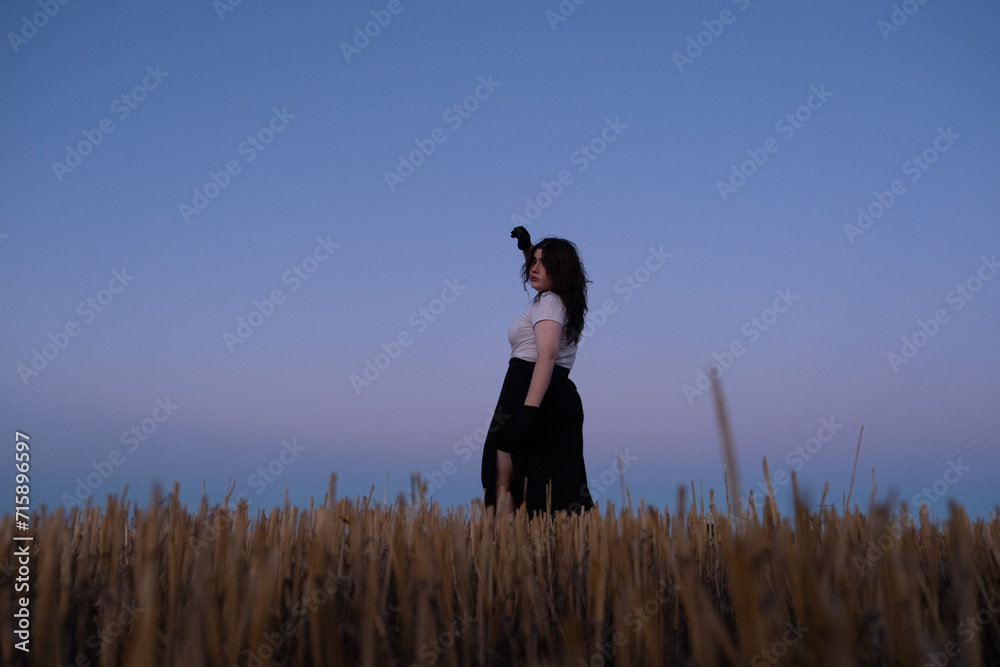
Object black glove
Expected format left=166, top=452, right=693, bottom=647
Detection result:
left=513, top=406, right=541, bottom=446
left=510, top=226, right=532, bottom=251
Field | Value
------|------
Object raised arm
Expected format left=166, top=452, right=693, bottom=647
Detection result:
left=511, top=226, right=532, bottom=265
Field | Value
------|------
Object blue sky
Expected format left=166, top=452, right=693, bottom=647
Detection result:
left=2, top=0, right=998, bottom=520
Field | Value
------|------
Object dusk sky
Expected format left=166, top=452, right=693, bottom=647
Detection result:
left=2, top=1, right=998, bottom=520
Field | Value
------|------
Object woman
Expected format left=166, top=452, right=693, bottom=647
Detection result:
left=481, top=227, right=595, bottom=518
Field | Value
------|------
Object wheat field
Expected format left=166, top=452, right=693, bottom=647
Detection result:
left=1, top=468, right=998, bottom=667
left=4, top=386, right=999, bottom=666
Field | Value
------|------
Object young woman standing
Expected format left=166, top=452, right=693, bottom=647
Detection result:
left=481, top=227, right=595, bottom=518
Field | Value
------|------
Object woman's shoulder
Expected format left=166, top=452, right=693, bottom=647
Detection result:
left=535, top=290, right=564, bottom=306
left=533, top=290, right=567, bottom=315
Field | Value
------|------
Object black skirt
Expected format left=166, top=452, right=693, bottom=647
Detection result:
left=481, top=357, right=594, bottom=515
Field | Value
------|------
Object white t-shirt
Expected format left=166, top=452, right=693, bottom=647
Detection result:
left=508, top=291, right=577, bottom=370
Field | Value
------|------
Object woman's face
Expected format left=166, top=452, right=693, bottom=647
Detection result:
left=529, top=248, right=553, bottom=292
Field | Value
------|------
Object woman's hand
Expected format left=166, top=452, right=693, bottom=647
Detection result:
left=514, top=406, right=541, bottom=446
left=510, top=226, right=532, bottom=250
left=511, top=226, right=533, bottom=264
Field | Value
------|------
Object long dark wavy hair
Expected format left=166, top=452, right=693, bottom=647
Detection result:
left=520, top=237, right=590, bottom=346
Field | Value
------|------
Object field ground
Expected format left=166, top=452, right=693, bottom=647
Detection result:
left=1, top=472, right=998, bottom=666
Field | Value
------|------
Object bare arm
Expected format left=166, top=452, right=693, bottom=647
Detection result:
left=524, top=320, right=562, bottom=407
